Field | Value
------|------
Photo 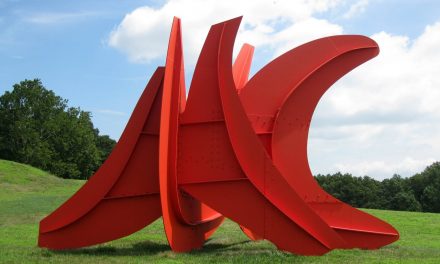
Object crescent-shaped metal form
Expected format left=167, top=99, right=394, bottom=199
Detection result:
left=239, top=35, right=399, bottom=249
left=269, top=37, right=399, bottom=249
left=38, top=67, right=164, bottom=249
left=38, top=16, right=399, bottom=255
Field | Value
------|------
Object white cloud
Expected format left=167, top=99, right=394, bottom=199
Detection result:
left=108, top=0, right=343, bottom=64
left=309, top=22, right=440, bottom=178
left=269, top=17, right=342, bottom=57
left=333, top=157, right=437, bottom=180
left=342, top=0, right=369, bottom=19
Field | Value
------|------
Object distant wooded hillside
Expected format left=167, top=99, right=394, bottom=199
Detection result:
left=316, top=161, right=440, bottom=213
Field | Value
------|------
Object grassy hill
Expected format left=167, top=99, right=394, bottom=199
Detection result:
left=0, top=159, right=440, bottom=263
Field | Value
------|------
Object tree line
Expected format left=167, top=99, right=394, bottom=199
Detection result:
left=1, top=79, right=439, bottom=213
left=316, top=161, right=440, bottom=213
left=0, top=79, right=115, bottom=179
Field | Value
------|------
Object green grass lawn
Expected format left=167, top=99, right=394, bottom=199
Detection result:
left=1, top=159, right=440, bottom=263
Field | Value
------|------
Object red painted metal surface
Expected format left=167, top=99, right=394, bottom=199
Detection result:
left=38, top=16, right=399, bottom=255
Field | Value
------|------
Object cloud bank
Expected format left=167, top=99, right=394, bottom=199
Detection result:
left=108, top=0, right=343, bottom=64
left=310, top=22, right=440, bottom=179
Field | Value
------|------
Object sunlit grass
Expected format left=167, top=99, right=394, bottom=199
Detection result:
left=1, top=159, right=439, bottom=263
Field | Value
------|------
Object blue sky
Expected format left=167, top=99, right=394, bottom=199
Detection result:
left=1, top=0, right=440, bottom=179
left=0, top=0, right=159, bottom=138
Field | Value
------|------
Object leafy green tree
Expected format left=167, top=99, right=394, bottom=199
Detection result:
left=408, top=173, right=429, bottom=204
left=412, top=162, right=440, bottom=212
left=420, top=185, right=440, bottom=212
left=315, top=173, right=382, bottom=208
left=380, top=174, right=417, bottom=210
left=0, top=79, right=115, bottom=179
left=0, top=79, right=66, bottom=167
left=94, top=131, right=116, bottom=165
left=388, top=191, right=422, bottom=212
left=381, top=175, right=404, bottom=203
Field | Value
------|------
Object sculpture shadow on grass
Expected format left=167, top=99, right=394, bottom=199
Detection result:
left=50, top=239, right=253, bottom=257
left=50, top=241, right=170, bottom=257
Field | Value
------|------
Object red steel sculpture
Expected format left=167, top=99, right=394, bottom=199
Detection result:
left=38, top=16, right=399, bottom=255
